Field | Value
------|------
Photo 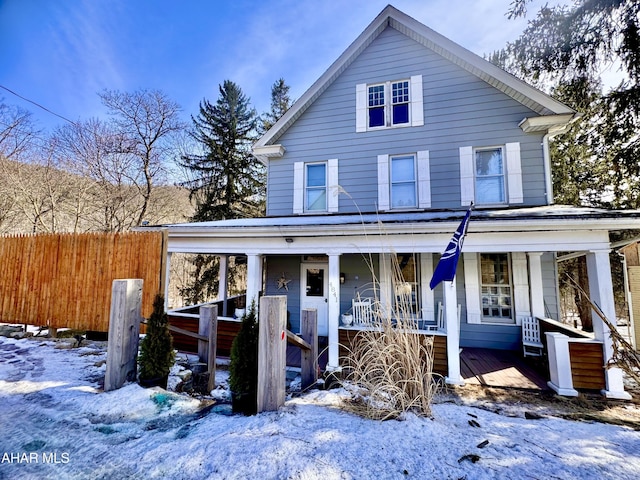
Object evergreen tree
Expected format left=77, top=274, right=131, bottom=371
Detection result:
left=260, top=78, right=294, bottom=133
left=138, top=294, right=175, bottom=386
left=490, top=0, right=640, bottom=329
left=498, top=0, right=640, bottom=209
left=229, top=302, right=259, bottom=415
left=179, top=81, right=263, bottom=304
left=181, top=80, right=264, bottom=221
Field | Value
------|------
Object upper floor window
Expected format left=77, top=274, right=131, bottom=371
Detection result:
left=367, top=81, right=410, bottom=128
left=475, top=147, right=505, bottom=204
left=378, top=151, right=430, bottom=211
left=293, top=159, right=339, bottom=214
left=305, top=163, right=327, bottom=211
left=391, top=155, right=417, bottom=208
left=356, top=75, right=423, bottom=132
left=459, top=142, right=523, bottom=206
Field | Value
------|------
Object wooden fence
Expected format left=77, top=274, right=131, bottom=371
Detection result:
left=0, top=230, right=166, bottom=331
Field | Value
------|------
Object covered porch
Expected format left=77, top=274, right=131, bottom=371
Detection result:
left=158, top=206, right=640, bottom=398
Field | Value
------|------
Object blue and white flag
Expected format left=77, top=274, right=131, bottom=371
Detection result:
left=429, top=206, right=473, bottom=290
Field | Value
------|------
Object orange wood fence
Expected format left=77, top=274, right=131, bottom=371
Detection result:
left=0, top=230, right=167, bottom=331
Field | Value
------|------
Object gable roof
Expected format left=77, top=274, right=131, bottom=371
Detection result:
left=254, top=5, right=575, bottom=154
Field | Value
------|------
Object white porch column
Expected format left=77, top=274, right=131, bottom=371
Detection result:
left=218, top=255, right=229, bottom=317
left=528, top=252, right=545, bottom=319
left=546, top=332, right=578, bottom=396
left=246, top=254, right=263, bottom=312
left=164, top=252, right=172, bottom=310
left=444, top=280, right=462, bottom=384
left=586, top=250, right=631, bottom=399
left=327, top=253, right=341, bottom=371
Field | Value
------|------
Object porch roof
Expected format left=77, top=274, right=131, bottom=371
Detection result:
left=158, top=205, right=640, bottom=235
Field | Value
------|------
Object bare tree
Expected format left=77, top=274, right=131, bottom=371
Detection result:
left=0, top=101, right=39, bottom=161
left=99, top=89, right=186, bottom=227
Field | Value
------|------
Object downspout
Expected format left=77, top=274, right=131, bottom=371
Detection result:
left=542, top=133, right=553, bottom=205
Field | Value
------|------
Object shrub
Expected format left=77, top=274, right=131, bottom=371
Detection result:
left=138, top=294, right=175, bottom=386
left=229, top=301, right=259, bottom=415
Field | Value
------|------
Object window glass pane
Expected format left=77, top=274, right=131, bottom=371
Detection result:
left=306, top=269, right=324, bottom=297
left=306, top=189, right=326, bottom=211
left=306, top=164, right=326, bottom=187
left=392, top=104, right=409, bottom=124
left=368, top=85, right=385, bottom=106
left=391, top=156, right=415, bottom=182
left=391, top=155, right=416, bottom=208
left=476, top=177, right=505, bottom=204
left=391, top=184, right=416, bottom=208
left=476, top=149, right=503, bottom=175
left=480, top=253, right=513, bottom=322
left=475, top=148, right=505, bottom=204
left=368, top=107, right=384, bottom=127
left=392, top=81, right=409, bottom=103
left=393, top=253, right=419, bottom=316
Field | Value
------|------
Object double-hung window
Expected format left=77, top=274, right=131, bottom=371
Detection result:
left=293, top=159, right=339, bottom=214
left=378, top=151, right=430, bottom=211
left=475, top=147, right=505, bottom=204
left=356, top=76, right=423, bottom=132
left=367, top=80, right=410, bottom=129
left=390, top=155, right=417, bottom=208
left=480, top=253, right=514, bottom=323
left=459, top=143, right=523, bottom=206
left=305, top=163, right=327, bottom=212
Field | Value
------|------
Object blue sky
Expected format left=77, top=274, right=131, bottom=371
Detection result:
left=0, top=0, right=536, bottom=132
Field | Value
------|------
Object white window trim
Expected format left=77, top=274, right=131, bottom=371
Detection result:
left=474, top=145, right=507, bottom=206
left=459, top=142, right=523, bottom=206
left=293, top=159, right=339, bottom=214
left=378, top=150, right=430, bottom=211
left=356, top=75, right=423, bottom=132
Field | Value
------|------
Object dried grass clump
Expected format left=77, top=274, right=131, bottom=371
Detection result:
left=342, top=254, right=440, bottom=420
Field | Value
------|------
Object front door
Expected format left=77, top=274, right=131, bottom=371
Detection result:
left=301, top=263, right=328, bottom=336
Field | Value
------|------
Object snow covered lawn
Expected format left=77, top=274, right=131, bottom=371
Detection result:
left=0, top=334, right=639, bottom=479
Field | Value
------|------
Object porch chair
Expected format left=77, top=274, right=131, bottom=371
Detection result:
left=352, top=297, right=373, bottom=325
left=522, top=316, right=544, bottom=357
left=436, top=302, right=461, bottom=332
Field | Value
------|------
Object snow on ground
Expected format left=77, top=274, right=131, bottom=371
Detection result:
left=0, top=334, right=639, bottom=480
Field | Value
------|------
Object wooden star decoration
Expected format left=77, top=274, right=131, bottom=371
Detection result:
left=277, top=272, right=292, bottom=291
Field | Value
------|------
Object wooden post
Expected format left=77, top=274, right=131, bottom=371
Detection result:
left=257, top=295, right=287, bottom=413
left=199, top=304, right=218, bottom=392
left=300, top=308, right=318, bottom=390
left=105, top=279, right=143, bottom=392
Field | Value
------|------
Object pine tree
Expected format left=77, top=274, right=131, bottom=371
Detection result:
left=138, top=294, right=175, bottom=386
left=180, top=80, right=264, bottom=221
left=179, top=81, right=263, bottom=304
left=260, top=78, right=293, bottom=133
left=228, top=302, right=259, bottom=415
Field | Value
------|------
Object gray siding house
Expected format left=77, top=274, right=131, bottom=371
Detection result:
left=163, top=6, right=640, bottom=398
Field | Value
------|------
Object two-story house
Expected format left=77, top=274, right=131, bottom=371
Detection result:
left=162, top=6, right=640, bottom=398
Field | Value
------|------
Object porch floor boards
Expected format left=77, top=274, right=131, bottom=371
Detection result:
left=460, top=347, right=549, bottom=390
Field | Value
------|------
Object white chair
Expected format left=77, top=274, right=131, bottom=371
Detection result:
left=352, top=297, right=372, bottom=325
left=436, top=302, right=461, bottom=332
left=522, top=316, right=544, bottom=357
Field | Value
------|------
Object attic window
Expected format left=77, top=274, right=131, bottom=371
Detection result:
left=356, top=75, right=423, bottom=132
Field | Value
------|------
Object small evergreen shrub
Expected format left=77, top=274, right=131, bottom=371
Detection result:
left=229, top=301, right=259, bottom=415
left=138, top=294, right=175, bottom=387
